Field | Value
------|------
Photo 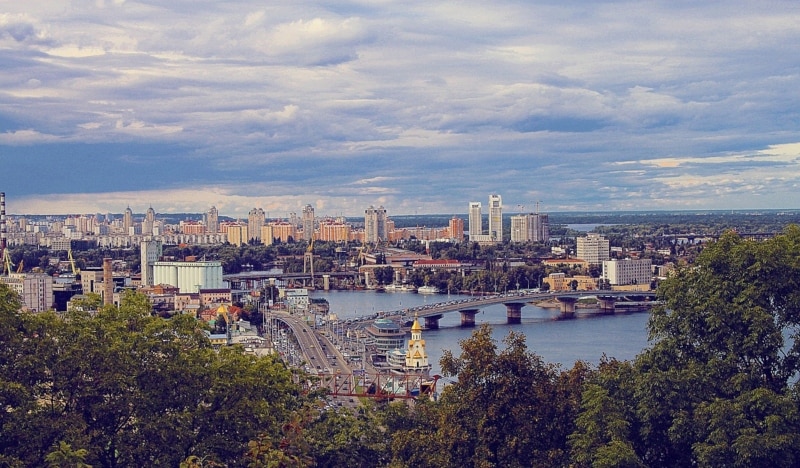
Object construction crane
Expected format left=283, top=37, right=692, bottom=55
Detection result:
left=68, top=248, right=80, bottom=276
left=15, top=259, right=23, bottom=274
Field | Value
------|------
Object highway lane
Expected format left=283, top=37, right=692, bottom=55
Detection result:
left=273, top=311, right=352, bottom=376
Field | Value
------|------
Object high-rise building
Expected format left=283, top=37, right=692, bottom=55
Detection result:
left=577, top=233, right=610, bottom=265
left=247, top=208, right=266, bottom=242
left=510, top=214, right=528, bottom=243
left=364, top=205, right=387, bottom=243
left=143, top=206, right=156, bottom=236
left=509, top=212, right=550, bottom=243
left=206, top=206, right=219, bottom=233
left=449, top=216, right=464, bottom=242
left=260, top=225, right=274, bottom=246
left=302, top=204, right=315, bottom=241
left=531, top=212, right=549, bottom=243
left=227, top=223, right=248, bottom=247
left=269, top=221, right=297, bottom=243
left=468, top=202, right=482, bottom=240
left=488, top=194, right=503, bottom=242
left=22, top=274, right=54, bottom=312
left=140, top=239, right=163, bottom=287
left=318, top=218, right=351, bottom=242
left=123, top=206, right=133, bottom=235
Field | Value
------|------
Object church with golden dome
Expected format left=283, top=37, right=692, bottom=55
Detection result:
left=404, top=314, right=431, bottom=376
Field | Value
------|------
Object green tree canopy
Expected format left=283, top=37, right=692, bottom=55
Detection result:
left=571, top=227, right=800, bottom=467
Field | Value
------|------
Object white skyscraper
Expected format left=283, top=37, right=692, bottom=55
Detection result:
left=488, top=194, right=503, bottom=242
left=468, top=202, right=482, bottom=240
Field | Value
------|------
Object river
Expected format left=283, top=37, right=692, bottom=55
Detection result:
left=310, top=289, right=652, bottom=376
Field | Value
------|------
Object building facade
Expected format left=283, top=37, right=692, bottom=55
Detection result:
left=302, top=204, right=315, bottom=241
left=247, top=208, right=266, bottom=242
left=510, top=213, right=550, bottom=243
left=206, top=206, right=219, bottom=233
left=404, top=315, right=431, bottom=375
left=488, top=194, right=503, bottom=242
left=468, top=202, right=482, bottom=240
left=140, top=239, right=163, bottom=287
left=448, top=216, right=464, bottom=242
left=602, top=258, right=652, bottom=287
left=364, top=205, right=387, bottom=244
left=576, top=233, right=610, bottom=265
left=152, top=260, right=224, bottom=293
left=318, top=218, right=351, bottom=242
left=226, top=223, right=248, bottom=247
left=143, top=206, right=156, bottom=236
left=366, top=318, right=405, bottom=354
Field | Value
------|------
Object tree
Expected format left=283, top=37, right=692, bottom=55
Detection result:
left=394, top=325, right=585, bottom=467
left=571, top=228, right=800, bottom=466
left=45, top=441, right=91, bottom=468
left=0, top=288, right=309, bottom=467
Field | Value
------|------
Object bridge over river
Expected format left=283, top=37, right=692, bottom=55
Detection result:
left=354, top=290, right=658, bottom=328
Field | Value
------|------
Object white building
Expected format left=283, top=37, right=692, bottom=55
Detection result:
left=468, top=202, right=482, bottom=240
left=488, top=194, right=503, bottom=242
left=602, top=258, right=652, bottom=287
left=140, top=239, right=162, bottom=287
left=152, top=260, right=223, bottom=293
left=576, top=233, right=610, bottom=265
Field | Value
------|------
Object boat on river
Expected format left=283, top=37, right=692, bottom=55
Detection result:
left=417, top=285, right=439, bottom=294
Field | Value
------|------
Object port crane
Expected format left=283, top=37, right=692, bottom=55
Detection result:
left=2, top=248, right=13, bottom=276
left=67, top=248, right=80, bottom=276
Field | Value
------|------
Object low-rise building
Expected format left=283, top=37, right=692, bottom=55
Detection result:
left=602, top=258, right=652, bottom=288
left=366, top=318, right=405, bottom=354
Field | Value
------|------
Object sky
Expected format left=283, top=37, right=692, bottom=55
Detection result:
left=2, top=1, right=800, bottom=218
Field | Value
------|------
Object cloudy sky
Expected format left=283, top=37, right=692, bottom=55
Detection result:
left=2, top=1, right=800, bottom=218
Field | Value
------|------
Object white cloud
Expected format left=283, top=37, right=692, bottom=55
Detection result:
left=0, top=129, right=60, bottom=144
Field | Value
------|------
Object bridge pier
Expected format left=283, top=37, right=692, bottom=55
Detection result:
left=424, top=315, right=442, bottom=329
left=597, top=296, right=616, bottom=314
left=504, top=302, right=524, bottom=324
left=323, top=274, right=330, bottom=291
left=556, top=297, right=578, bottom=319
left=459, top=309, right=479, bottom=327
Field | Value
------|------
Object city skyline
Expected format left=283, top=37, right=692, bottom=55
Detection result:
left=3, top=2, right=800, bottom=217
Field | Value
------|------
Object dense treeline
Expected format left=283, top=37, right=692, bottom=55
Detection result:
left=3, top=227, right=800, bottom=466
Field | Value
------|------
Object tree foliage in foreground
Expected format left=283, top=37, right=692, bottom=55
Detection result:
left=0, top=288, right=306, bottom=467
left=386, top=325, right=590, bottom=467
left=571, top=227, right=800, bottom=467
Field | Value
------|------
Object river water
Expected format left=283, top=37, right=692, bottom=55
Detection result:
left=310, top=289, right=652, bottom=375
